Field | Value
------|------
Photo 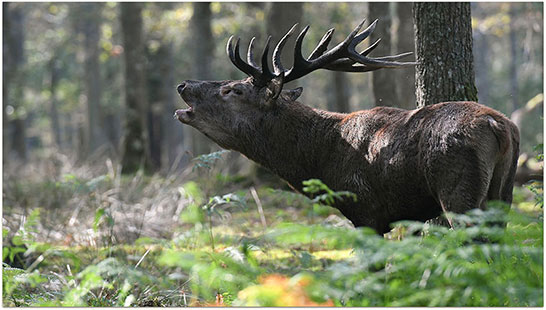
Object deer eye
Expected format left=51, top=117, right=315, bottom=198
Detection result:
left=233, top=89, right=243, bottom=95
left=221, top=88, right=231, bottom=96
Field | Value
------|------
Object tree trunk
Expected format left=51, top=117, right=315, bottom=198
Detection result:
left=326, top=5, right=352, bottom=113
left=2, top=3, right=10, bottom=160
left=394, top=2, right=416, bottom=109
left=508, top=4, right=519, bottom=113
left=80, top=3, right=104, bottom=154
left=188, top=2, right=215, bottom=156
left=266, top=2, right=303, bottom=61
left=147, top=42, right=175, bottom=171
left=120, top=3, right=152, bottom=174
left=48, top=57, right=62, bottom=148
left=3, top=3, right=27, bottom=161
left=159, top=42, right=183, bottom=170
left=413, top=3, right=478, bottom=108
left=328, top=71, right=351, bottom=113
left=267, top=2, right=303, bottom=89
left=369, top=3, right=397, bottom=107
left=473, top=28, right=491, bottom=106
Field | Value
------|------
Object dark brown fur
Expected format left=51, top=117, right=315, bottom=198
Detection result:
left=175, top=78, right=520, bottom=234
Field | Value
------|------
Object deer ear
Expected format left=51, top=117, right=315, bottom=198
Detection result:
left=282, top=87, right=303, bottom=101
left=261, top=75, right=284, bottom=106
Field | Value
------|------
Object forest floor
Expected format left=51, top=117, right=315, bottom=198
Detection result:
left=2, top=151, right=544, bottom=306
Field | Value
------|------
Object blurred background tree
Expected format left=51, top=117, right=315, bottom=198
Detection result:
left=120, top=2, right=152, bottom=174
left=369, top=2, right=397, bottom=107
left=188, top=2, right=215, bottom=156
left=3, top=3, right=27, bottom=161
left=2, top=2, right=542, bottom=174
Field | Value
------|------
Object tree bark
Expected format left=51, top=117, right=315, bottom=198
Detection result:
left=394, top=2, right=416, bottom=109
left=120, top=3, right=152, bottom=174
left=369, top=3, right=397, bottom=107
left=188, top=2, right=215, bottom=156
left=413, top=3, right=478, bottom=108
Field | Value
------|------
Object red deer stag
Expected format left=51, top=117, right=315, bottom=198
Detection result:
left=174, top=20, right=520, bottom=234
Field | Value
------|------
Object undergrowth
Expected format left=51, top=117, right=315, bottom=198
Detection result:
left=2, top=150, right=543, bottom=306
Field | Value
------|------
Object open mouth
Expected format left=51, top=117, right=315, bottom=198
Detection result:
left=174, top=100, right=194, bottom=123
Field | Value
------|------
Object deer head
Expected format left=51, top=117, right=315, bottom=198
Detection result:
left=174, top=19, right=415, bottom=151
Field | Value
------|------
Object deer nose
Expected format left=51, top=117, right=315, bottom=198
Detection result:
left=176, top=83, right=186, bottom=94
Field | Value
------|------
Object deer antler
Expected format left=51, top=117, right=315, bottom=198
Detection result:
left=226, top=19, right=416, bottom=87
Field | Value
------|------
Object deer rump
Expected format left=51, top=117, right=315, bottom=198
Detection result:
left=325, top=101, right=519, bottom=234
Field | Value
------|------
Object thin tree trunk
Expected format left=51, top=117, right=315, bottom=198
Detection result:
left=147, top=42, right=173, bottom=170
left=508, top=4, right=519, bottom=112
left=188, top=2, right=215, bottom=156
left=159, top=42, right=183, bottom=170
left=2, top=2, right=12, bottom=162
left=413, top=2, right=478, bottom=108
left=81, top=3, right=104, bottom=154
left=327, top=5, right=352, bottom=113
left=120, top=2, right=152, bottom=174
left=328, top=71, right=351, bottom=113
left=473, top=28, right=491, bottom=106
left=3, top=3, right=27, bottom=161
left=48, top=57, right=62, bottom=148
left=267, top=2, right=303, bottom=90
left=369, top=3, right=397, bottom=107
left=394, top=2, right=416, bottom=109
left=2, top=3, right=11, bottom=160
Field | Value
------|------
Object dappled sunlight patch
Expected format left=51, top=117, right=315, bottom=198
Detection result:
left=252, top=248, right=353, bottom=262
left=235, top=273, right=334, bottom=306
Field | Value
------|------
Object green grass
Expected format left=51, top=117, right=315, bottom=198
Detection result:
left=2, top=153, right=543, bottom=307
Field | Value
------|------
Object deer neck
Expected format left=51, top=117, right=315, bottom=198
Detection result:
left=235, top=102, right=344, bottom=191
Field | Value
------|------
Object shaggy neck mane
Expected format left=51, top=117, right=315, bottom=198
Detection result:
left=235, top=100, right=345, bottom=192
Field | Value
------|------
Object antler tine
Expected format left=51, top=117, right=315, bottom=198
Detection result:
left=273, top=23, right=298, bottom=74
left=247, top=37, right=260, bottom=68
left=261, top=36, right=276, bottom=81
left=346, top=19, right=416, bottom=69
left=325, top=19, right=416, bottom=71
left=325, top=52, right=416, bottom=72
left=308, top=28, right=335, bottom=60
left=348, top=47, right=416, bottom=68
left=283, top=20, right=367, bottom=83
left=373, top=52, right=415, bottom=62
left=348, top=19, right=377, bottom=51
left=292, top=25, right=311, bottom=71
left=361, top=38, right=381, bottom=57
left=227, top=36, right=261, bottom=78
left=326, top=38, right=382, bottom=68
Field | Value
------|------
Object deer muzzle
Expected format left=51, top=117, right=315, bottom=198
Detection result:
left=174, top=82, right=194, bottom=123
